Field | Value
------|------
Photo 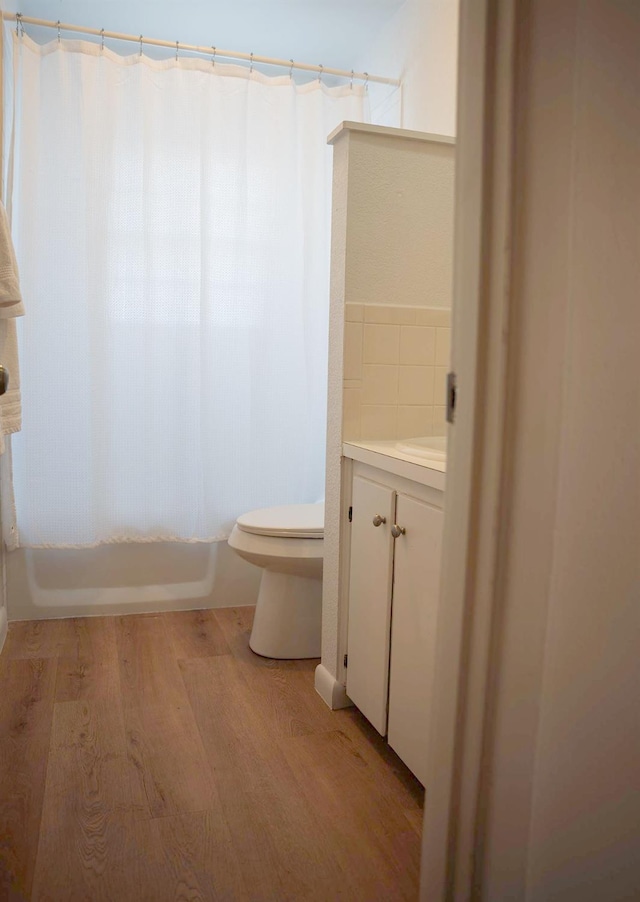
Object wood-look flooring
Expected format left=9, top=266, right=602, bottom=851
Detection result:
left=0, top=607, right=423, bottom=901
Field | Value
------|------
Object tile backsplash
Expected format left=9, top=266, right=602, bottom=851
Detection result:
left=343, top=304, right=451, bottom=442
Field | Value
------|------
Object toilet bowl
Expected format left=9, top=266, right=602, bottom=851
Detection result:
left=227, top=503, right=324, bottom=659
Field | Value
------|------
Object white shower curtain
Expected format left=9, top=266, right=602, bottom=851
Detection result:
left=5, top=32, right=367, bottom=547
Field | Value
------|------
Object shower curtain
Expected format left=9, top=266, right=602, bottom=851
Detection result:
left=4, top=30, right=367, bottom=547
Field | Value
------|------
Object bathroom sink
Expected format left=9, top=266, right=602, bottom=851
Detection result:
left=395, top=435, right=447, bottom=463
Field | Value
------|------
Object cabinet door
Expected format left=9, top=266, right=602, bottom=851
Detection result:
left=346, top=476, right=396, bottom=735
left=387, top=494, right=443, bottom=784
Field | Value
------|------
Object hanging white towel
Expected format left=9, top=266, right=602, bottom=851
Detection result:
left=0, top=201, right=24, bottom=316
left=0, top=201, right=24, bottom=454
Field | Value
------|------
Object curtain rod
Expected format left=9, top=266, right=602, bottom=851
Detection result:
left=3, top=13, right=401, bottom=87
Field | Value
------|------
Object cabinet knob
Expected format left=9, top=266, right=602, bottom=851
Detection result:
left=391, top=524, right=406, bottom=539
left=372, top=514, right=386, bottom=527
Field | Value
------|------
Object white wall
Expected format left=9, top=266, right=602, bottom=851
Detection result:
left=477, top=2, right=640, bottom=898
left=15, top=0, right=404, bottom=76
left=344, top=132, right=454, bottom=309
left=357, top=0, right=459, bottom=135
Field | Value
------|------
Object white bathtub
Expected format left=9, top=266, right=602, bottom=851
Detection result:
left=6, top=541, right=261, bottom=621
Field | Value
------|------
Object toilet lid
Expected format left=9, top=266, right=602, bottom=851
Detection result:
left=236, top=503, right=324, bottom=538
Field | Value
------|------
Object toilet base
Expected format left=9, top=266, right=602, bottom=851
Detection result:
left=249, top=570, right=322, bottom=659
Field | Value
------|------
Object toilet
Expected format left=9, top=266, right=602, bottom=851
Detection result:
left=227, top=502, right=324, bottom=659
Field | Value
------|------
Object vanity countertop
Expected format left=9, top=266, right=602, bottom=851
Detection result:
left=343, top=440, right=446, bottom=492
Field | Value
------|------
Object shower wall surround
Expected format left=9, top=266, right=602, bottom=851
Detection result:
left=343, top=303, right=451, bottom=441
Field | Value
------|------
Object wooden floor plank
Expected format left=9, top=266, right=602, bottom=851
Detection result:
left=333, top=707, right=425, bottom=818
left=115, top=614, right=219, bottom=819
left=123, top=701, right=219, bottom=820
left=214, top=606, right=425, bottom=820
left=211, top=605, right=256, bottom=664
left=1, top=607, right=423, bottom=900
left=278, top=728, right=422, bottom=900
left=164, top=608, right=231, bottom=660
left=54, top=617, right=120, bottom=703
left=116, top=614, right=183, bottom=708
left=31, top=698, right=137, bottom=901
left=0, top=658, right=57, bottom=900
left=132, top=810, right=249, bottom=902
left=214, top=606, right=340, bottom=739
left=181, top=654, right=353, bottom=901
left=4, top=619, right=73, bottom=660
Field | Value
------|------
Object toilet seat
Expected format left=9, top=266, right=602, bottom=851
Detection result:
left=236, top=503, right=324, bottom=539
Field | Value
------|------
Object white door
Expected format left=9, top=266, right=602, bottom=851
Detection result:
left=345, top=475, right=395, bottom=735
left=388, top=494, right=443, bottom=785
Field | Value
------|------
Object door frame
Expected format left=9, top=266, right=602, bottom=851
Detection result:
left=419, top=0, right=517, bottom=898
left=0, top=20, right=8, bottom=654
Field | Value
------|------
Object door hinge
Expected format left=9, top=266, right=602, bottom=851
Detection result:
left=348, top=505, right=353, bottom=523
left=446, top=371, right=457, bottom=424
left=343, top=654, right=348, bottom=668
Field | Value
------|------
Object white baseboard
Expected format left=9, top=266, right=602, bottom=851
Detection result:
left=314, top=662, right=353, bottom=710
left=0, top=605, right=7, bottom=657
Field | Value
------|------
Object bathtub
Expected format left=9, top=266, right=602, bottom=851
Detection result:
left=6, top=541, right=261, bottom=621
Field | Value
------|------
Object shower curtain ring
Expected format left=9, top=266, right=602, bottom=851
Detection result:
left=212, top=46, right=216, bottom=67
left=15, top=13, right=23, bottom=37
left=100, top=28, right=105, bottom=51
left=175, top=40, right=179, bottom=61
left=350, top=70, right=354, bottom=90
left=289, top=59, right=294, bottom=80
left=139, top=35, right=143, bottom=57
left=364, top=72, right=369, bottom=91
left=249, top=52, right=254, bottom=74
left=318, top=64, right=323, bottom=84
left=57, top=20, right=61, bottom=43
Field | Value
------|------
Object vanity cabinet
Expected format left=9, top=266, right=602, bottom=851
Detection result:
left=345, top=475, right=396, bottom=735
left=387, top=492, right=443, bottom=784
left=320, top=121, right=453, bottom=785
left=345, top=460, right=443, bottom=785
